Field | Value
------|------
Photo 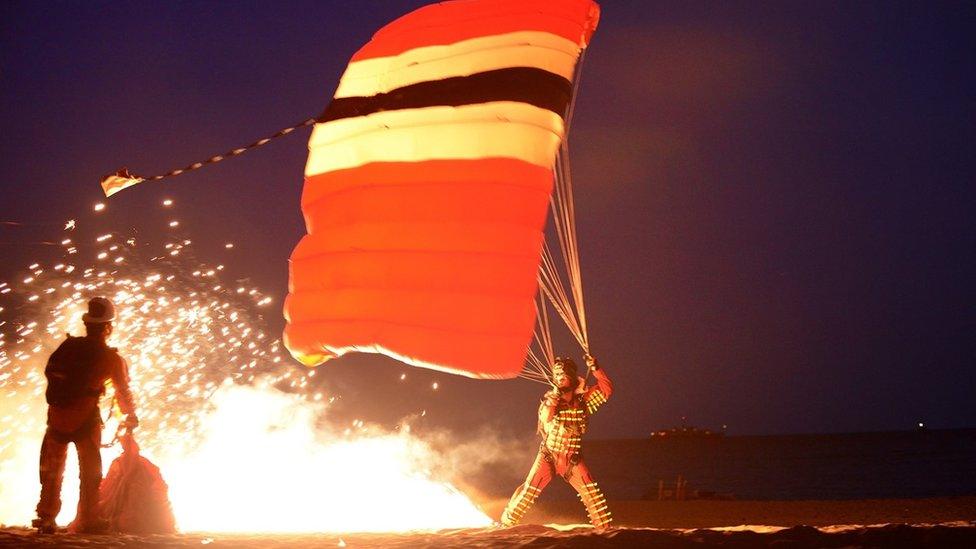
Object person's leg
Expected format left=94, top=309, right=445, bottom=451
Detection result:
left=501, top=450, right=555, bottom=526
left=35, top=429, right=69, bottom=530
left=74, top=422, right=105, bottom=530
left=565, top=460, right=612, bottom=530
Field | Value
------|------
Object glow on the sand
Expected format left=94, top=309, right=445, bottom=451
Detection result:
left=0, top=213, right=492, bottom=532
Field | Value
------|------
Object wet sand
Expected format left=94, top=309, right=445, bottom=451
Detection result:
left=2, top=497, right=975, bottom=548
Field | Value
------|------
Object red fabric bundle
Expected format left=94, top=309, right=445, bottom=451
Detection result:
left=71, top=433, right=177, bottom=534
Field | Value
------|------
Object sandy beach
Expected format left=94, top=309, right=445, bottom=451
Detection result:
left=509, top=496, right=976, bottom=528
left=3, top=497, right=975, bottom=548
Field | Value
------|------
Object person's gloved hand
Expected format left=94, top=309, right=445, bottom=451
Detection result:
left=584, top=354, right=599, bottom=370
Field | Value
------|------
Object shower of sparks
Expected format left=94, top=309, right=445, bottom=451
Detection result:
left=0, top=212, right=298, bottom=522
left=0, top=208, right=491, bottom=532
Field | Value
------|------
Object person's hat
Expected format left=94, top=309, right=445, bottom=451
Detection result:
left=82, top=296, right=116, bottom=323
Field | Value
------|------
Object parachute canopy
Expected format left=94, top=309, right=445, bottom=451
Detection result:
left=284, top=0, right=600, bottom=378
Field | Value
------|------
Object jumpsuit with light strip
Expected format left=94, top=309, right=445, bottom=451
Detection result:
left=501, top=368, right=613, bottom=529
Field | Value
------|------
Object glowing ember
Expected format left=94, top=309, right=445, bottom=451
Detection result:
left=0, top=212, right=491, bottom=532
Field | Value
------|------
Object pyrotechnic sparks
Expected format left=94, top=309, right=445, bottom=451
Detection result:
left=0, top=215, right=291, bottom=524
left=0, top=207, right=492, bottom=532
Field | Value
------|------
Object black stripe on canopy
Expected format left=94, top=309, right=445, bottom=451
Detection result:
left=318, top=67, right=573, bottom=123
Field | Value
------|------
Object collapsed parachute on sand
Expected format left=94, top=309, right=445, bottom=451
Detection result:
left=68, top=432, right=177, bottom=534
left=100, top=0, right=601, bottom=382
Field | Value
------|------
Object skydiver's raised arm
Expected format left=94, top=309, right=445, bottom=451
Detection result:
left=583, top=355, right=612, bottom=412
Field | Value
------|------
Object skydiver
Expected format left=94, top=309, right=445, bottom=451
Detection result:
left=501, top=354, right=613, bottom=531
left=33, top=297, right=139, bottom=534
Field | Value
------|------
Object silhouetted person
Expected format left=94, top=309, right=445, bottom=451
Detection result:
left=33, top=297, right=138, bottom=534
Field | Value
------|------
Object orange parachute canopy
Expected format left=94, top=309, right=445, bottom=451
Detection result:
left=283, top=0, right=600, bottom=379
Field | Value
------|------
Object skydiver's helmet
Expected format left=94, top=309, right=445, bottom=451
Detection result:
left=552, top=357, right=582, bottom=392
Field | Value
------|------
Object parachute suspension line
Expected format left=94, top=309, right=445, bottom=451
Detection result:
left=538, top=244, right=585, bottom=349
left=565, top=49, right=586, bottom=134
left=522, top=292, right=556, bottom=385
left=520, top=49, right=591, bottom=383
left=551, top=145, right=588, bottom=351
left=535, top=48, right=590, bottom=354
left=559, top=48, right=589, bottom=351
left=523, top=350, right=548, bottom=381
left=534, top=289, right=556, bottom=370
left=524, top=354, right=550, bottom=383
left=100, top=117, right=318, bottom=197
left=518, top=372, right=552, bottom=385
left=527, top=290, right=556, bottom=376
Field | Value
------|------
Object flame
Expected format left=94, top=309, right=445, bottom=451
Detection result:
left=163, top=383, right=491, bottom=532
left=0, top=211, right=492, bottom=532
left=0, top=381, right=492, bottom=532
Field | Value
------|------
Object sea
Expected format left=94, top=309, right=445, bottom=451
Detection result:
left=485, top=429, right=976, bottom=501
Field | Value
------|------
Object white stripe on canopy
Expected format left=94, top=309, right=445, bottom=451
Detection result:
left=335, top=31, right=580, bottom=99
left=305, top=101, right=564, bottom=176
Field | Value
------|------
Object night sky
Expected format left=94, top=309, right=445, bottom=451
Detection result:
left=1, top=1, right=973, bottom=438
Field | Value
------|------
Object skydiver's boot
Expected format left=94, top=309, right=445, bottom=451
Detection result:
left=578, top=481, right=613, bottom=531
left=500, top=483, right=542, bottom=526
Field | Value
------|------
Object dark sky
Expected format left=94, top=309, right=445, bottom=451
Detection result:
left=1, top=1, right=974, bottom=437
